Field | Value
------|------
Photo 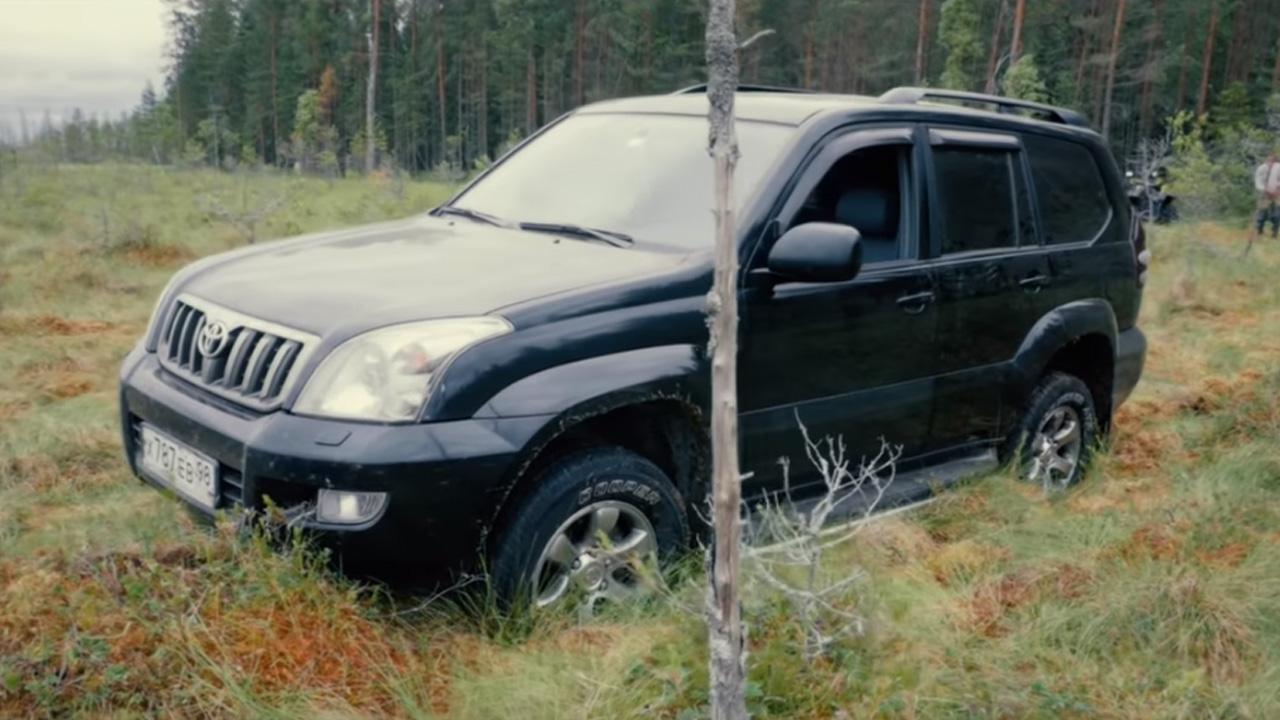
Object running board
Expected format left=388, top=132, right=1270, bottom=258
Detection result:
left=743, top=449, right=1001, bottom=541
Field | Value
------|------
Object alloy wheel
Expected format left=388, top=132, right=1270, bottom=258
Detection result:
left=1027, top=405, right=1084, bottom=488
left=531, top=500, right=658, bottom=614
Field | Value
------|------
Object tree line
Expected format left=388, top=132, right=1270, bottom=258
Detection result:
left=10, top=0, right=1280, bottom=175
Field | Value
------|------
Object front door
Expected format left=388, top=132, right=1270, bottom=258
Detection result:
left=738, top=126, right=938, bottom=503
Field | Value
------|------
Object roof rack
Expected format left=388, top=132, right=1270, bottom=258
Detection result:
left=671, top=83, right=817, bottom=95
left=878, top=87, right=1090, bottom=128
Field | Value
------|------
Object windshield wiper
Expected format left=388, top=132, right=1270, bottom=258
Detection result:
left=434, top=205, right=513, bottom=228
left=518, top=221, right=635, bottom=248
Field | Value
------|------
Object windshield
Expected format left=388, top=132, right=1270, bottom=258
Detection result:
left=448, top=113, right=796, bottom=249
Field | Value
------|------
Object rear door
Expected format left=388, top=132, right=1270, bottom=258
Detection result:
left=921, top=129, right=1049, bottom=457
left=1022, top=132, right=1114, bottom=316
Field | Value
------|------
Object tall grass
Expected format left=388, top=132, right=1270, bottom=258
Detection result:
left=3, top=166, right=1280, bottom=717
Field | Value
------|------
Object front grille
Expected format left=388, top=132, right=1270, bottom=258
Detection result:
left=158, top=294, right=318, bottom=411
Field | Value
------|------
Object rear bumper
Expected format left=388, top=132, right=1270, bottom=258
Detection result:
left=1113, top=326, right=1147, bottom=410
left=118, top=343, right=551, bottom=585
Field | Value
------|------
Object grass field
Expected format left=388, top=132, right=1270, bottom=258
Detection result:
left=3, top=164, right=1280, bottom=719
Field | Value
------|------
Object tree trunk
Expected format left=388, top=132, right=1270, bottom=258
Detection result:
left=914, top=0, right=930, bottom=84
left=1139, top=0, right=1162, bottom=138
left=573, top=0, right=586, bottom=106
left=803, top=0, right=819, bottom=89
left=1101, top=0, right=1127, bottom=140
left=526, top=47, right=537, bottom=134
left=1073, top=0, right=1099, bottom=106
left=479, top=37, right=489, bottom=159
left=366, top=0, right=381, bottom=173
left=644, top=10, right=654, bottom=89
left=1271, top=14, right=1280, bottom=90
left=1224, top=0, right=1246, bottom=85
left=705, top=0, right=746, bottom=717
left=1198, top=2, right=1219, bottom=117
left=437, top=8, right=447, bottom=164
left=1010, top=0, right=1027, bottom=66
left=985, top=0, right=1009, bottom=94
left=269, top=13, right=279, bottom=165
left=1176, top=0, right=1195, bottom=111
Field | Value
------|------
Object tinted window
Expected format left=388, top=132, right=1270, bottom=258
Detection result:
left=1024, top=134, right=1113, bottom=245
left=450, top=113, right=795, bottom=250
left=792, top=144, right=909, bottom=264
left=934, top=148, right=1020, bottom=255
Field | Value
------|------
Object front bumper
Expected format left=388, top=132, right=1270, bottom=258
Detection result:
left=1113, top=326, right=1147, bottom=410
left=118, top=344, right=551, bottom=585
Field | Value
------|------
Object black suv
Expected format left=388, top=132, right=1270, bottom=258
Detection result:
left=118, top=86, right=1148, bottom=607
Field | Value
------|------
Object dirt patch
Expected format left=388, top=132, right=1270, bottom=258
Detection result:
left=0, top=314, right=113, bottom=337
left=1194, top=542, right=1250, bottom=569
left=925, top=540, right=1010, bottom=588
left=1108, top=521, right=1189, bottom=564
left=963, top=569, right=1043, bottom=638
left=123, top=242, right=194, bottom=267
left=857, top=517, right=938, bottom=566
left=0, top=401, right=29, bottom=422
left=962, top=563, right=1094, bottom=638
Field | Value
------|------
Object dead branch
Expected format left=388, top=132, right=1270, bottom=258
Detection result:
left=742, top=413, right=902, bottom=664
left=199, top=175, right=293, bottom=244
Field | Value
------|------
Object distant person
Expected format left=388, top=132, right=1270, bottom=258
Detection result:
left=1254, top=153, right=1280, bottom=240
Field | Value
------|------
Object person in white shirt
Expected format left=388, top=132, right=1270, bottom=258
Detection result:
left=1254, top=154, right=1280, bottom=239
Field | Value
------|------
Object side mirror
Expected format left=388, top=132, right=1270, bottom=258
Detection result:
left=766, top=222, right=863, bottom=283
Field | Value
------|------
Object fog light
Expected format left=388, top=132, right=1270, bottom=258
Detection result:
left=316, top=489, right=387, bottom=525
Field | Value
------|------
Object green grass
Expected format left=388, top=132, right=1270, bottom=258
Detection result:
left=3, top=164, right=1280, bottom=718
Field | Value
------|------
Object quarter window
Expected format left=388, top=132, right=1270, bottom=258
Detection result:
left=1024, top=134, right=1112, bottom=245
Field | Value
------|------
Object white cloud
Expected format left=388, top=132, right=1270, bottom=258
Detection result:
left=0, top=0, right=167, bottom=134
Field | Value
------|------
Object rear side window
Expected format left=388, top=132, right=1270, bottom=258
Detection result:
left=934, top=147, right=1026, bottom=255
left=1024, top=134, right=1113, bottom=245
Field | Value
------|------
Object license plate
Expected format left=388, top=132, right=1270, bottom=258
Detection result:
left=138, top=424, right=218, bottom=510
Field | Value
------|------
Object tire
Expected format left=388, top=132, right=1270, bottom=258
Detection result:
left=490, top=446, right=689, bottom=611
left=1004, top=372, right=1099, bottom=489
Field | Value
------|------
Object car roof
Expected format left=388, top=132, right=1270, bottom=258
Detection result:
left=575, top=88, right=1100, bottom=139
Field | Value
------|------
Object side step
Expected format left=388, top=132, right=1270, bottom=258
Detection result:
left=745, top=449, right=1001, bottom=544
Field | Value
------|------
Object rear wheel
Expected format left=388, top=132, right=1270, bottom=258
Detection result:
left=1005, top=372, right=1098, bottom=489
left=490, top=446, right=689, bottom=613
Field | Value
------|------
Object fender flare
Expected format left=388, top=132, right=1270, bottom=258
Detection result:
left=475, top=344, right=711, bottom=548
left=1007, top=300, right=1118, bottom=424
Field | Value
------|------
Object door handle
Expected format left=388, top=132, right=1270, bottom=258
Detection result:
left=1019, top=274, right=1050, bottom=292
left=896, top=291, right=935, bottom=314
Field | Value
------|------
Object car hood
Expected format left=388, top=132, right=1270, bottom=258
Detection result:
left=179, top=215, right=686, bottom=337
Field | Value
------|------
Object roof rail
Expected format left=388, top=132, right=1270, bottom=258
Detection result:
left=878, top=87, right=1091, bottom=128
left=671, top=83, right=817, bottom=95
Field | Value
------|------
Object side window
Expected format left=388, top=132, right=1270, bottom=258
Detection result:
left=1024, top=134, right=1113, bottom=245
left=933, top=147, right=1029, bottom=255
left=792, top=144, right=910, bottom=264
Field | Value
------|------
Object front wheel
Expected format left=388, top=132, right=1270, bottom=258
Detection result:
left=1005, top=372, right=1099, bottom=489
left=489, top=446, right=689, bottom=612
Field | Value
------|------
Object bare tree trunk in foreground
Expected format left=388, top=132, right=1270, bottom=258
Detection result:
left=705, top=0, right=747, bottom=718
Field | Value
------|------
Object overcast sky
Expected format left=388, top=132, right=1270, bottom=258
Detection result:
left=0, top=0, right=167, bottom=136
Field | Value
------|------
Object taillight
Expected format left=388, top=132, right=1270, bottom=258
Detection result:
left=1132, top=216, right=1150, bottom=287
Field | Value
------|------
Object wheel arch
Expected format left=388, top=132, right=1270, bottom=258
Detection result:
left=1009, top=300, right=1119, bottom=433
left=476, top=346, right=711, bottom=557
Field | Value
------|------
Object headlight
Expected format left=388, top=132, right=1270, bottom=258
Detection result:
left=293, top=317, right=512, bottom=422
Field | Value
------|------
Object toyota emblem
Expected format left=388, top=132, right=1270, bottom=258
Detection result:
left=196, top=319, right=231, bottom=358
